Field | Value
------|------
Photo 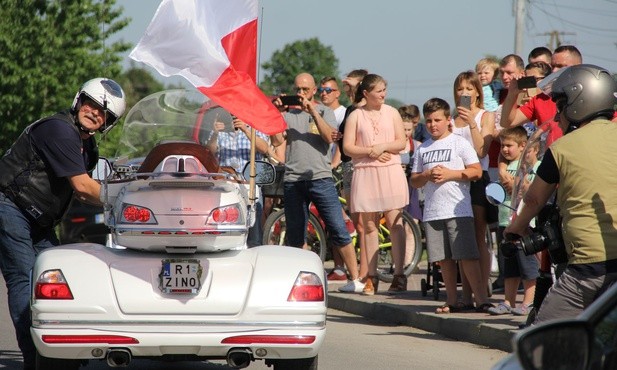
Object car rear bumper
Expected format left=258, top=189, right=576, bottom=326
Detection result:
left=32, top=326, right=325, bottom=360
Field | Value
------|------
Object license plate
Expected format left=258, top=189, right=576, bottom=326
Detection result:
left=159, top=259, right=203, bottom=294
left=94, top=213, right=105, bottom=224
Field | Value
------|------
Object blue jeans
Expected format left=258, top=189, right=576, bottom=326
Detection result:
left=0, top=192, right=58, bottom=366
left=283, top=178, right=351, bottom=248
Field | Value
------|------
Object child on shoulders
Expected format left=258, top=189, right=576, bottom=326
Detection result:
left=475, top=58, right=503, bottom=113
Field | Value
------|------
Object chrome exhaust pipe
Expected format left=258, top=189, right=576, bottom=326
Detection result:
left=106, top=348, right=132, bottom=367
left=226, top=348, right=253, bottom=369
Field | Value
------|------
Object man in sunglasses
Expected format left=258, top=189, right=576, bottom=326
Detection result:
left=505, top=64, right=617, bottom=323
left=319, top=76, right=345, bottom=126
left=0, top=78, right=125, bottom=369
left=318, top=77, right=349, bottom=281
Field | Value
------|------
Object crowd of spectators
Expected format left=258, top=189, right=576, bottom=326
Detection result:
left=226, top=45, right=617, bottom=322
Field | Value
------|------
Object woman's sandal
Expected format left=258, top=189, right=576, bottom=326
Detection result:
left=435, top=304, right=451, bottom=314
left=475, top=302, right=496, bottom=313
left=450, top=302, right=475, bottom=313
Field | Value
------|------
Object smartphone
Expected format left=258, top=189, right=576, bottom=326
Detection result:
left=517, top=76, right=537, bottom=89
left=460, top=95, right=471, bottom=110
left=279, top=95, right=302, bottom=106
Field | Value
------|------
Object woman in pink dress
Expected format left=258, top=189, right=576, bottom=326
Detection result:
left=342, top=74, right=409, bottom=295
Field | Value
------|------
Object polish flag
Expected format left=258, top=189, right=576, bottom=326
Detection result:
left=129, top=0, right=286, bottom=135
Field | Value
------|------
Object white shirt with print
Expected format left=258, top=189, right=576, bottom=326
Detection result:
left=412, top=133, right=479, bottom=221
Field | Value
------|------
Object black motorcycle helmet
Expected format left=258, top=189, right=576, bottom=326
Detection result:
left=538, top=64, right=617, bottom=126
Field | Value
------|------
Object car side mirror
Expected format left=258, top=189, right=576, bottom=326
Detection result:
left=242, top=160, right=276, bottom=186
left=485, top=182, right=507, bottom=206
left=91, top=158, right=113, bottom=181
left=515, top=320, right=590, bottom=370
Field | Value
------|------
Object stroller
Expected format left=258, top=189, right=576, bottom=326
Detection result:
left=420, top=261, right=443, bottom=300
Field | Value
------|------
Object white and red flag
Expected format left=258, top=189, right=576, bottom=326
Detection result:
left=129, top=0, right=286, bottom=134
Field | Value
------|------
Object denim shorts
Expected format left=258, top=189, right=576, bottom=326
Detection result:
left=503, top=249, right=540, bottom=280
left=283, top=178, right=352, bottom=248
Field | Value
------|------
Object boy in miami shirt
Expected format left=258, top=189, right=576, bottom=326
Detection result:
left=411, top=97, right=493, bottom=314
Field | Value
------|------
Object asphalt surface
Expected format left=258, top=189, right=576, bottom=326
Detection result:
left=326, top=261, right=526, bottom=353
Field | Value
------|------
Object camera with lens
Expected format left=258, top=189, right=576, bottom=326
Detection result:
left=501, top=204, right=568, bottom=264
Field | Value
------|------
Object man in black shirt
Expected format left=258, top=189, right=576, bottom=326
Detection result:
left=0, top=78, right=125, bottom=369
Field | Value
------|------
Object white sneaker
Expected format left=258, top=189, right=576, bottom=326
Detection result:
left=338, top=279, right=364, bottom=293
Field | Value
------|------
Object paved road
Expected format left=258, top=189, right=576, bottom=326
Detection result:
left=0, top=276, right=506, bottom=370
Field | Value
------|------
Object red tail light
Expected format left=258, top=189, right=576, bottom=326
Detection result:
left=208, top=204, right=242, bottom=225
left=221, top=335, right=315, bottom=344
left=42, top=335, right=139, bottom=344
left=35, top=270, right=73, bottom=300
left=287, top=272, right=324, bottom=302
left=120, top=204, right=156, bottom=224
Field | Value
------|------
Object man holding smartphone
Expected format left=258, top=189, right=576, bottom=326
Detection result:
left=271, top=72, right=362, bottom=292
left=500, top=46, right=583, bottom=145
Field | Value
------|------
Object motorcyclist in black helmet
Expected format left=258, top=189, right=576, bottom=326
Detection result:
left=0, top=78, right=125, bottom=369
left=505, top=64, right=617, bottom=323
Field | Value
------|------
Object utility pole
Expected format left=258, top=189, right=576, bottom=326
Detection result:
left=536, top=30, right=576, bottom=50
left=514, top=0, right=526, bottom=55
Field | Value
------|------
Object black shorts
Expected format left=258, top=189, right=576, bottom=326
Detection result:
left=470, top=171, right=498, bottom=224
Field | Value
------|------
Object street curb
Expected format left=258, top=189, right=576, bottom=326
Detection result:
left=327, top=293, right=517, bottom=353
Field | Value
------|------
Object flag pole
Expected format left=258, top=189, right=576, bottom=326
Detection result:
left=247, top=2, right=265, bottom=208
left=249, top=127, right=257, bottom=206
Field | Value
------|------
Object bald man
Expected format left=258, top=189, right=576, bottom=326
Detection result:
left=271, top=73, right=363, bottom=293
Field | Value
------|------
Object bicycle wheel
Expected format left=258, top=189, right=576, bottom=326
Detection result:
left=262, top=208, right=327, bottom=262
left=376, top=210, right=423, bottom=283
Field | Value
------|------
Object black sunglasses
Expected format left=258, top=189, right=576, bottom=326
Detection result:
left=318, top=87, right=337, bottom=94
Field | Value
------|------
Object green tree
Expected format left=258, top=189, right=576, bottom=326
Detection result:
left=0, top=0, right=130, bottom=153
left=260, top=38, right=340, bottom=95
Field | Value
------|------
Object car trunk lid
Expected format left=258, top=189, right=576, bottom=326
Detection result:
left=109, top=251, right=254, bottom=315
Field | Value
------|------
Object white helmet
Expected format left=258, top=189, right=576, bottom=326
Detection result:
left=71, top=78, right=126, bottom=134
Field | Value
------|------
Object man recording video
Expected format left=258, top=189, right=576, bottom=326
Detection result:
left=505, top=64, right=617, bottom=323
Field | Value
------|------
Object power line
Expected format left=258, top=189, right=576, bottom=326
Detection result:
left=530, top=2, right=617, bottom=33
left=534, top=0, right=617, bottom=16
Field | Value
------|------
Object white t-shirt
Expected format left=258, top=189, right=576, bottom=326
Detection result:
left=452, top=110, right=489, bottom=170
left=330, top=105, right=347, bottom=159
left=412, top=133, right=479, bottom=221
left=332, top=105, right=346, bottom=127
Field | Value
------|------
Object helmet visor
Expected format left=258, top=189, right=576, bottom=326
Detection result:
left=101, top=110, right=119, bottom=133
left=80, top=92, right=119, bottom=133
left=537, top=67, right=569, bottom=98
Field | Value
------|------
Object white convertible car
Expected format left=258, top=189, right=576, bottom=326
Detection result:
left=30, top=89, right=327, bottom=370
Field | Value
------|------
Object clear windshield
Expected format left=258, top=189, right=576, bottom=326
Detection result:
left=113, top=89, right=234, bottom=164
left=510, top=121, right=553, bottom=213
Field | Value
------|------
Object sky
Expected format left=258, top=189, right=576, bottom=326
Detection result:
left=110, top=0, right=617, bottom=109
